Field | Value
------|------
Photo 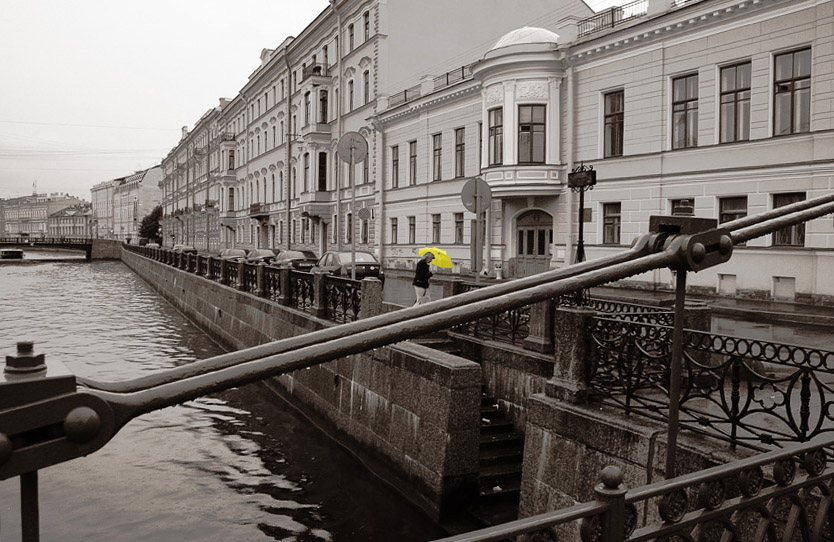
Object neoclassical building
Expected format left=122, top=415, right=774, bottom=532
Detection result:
left=158, top=0, right=834, bottom=303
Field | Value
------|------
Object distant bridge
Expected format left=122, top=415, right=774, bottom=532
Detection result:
left=0, top=237, right=121, bottom=261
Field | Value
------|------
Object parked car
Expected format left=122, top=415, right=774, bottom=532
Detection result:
left=219, top=248, right=248, bottom=262
left=272, top=250, right=318, bottom=271
left=314, top=251, right=382, bottom=279
left=245, top=248, right=277, bottom=264
left=145, top=242, right=160, bottom=248
left=172, top=244, right=198, bottom=254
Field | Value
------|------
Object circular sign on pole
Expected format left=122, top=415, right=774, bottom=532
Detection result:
left=357, top=207, right=371, bottom=221
left=461, top=177, right=492, bottom=213
left=337, top=132, right=368, bottom=163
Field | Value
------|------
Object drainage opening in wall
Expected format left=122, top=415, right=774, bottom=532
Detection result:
left=216, top=308, right=223, bottom=319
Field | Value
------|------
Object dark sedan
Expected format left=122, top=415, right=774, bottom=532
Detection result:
left=273, top=249, right=318, bottom=270
left=314, top=251, right=382, bottom=279
left=245, top=248, right=278, bottom=264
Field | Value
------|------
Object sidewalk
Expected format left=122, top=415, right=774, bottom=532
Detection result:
left=591, top=285, right=834, bottom=330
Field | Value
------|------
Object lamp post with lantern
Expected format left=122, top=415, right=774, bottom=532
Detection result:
left=568, top=163, right=596, bottom=304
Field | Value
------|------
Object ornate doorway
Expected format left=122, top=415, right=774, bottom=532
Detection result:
left=514, top=210, right=552, bottom=277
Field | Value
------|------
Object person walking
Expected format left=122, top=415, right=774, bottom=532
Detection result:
left=413, top=252, right=434, bottom=305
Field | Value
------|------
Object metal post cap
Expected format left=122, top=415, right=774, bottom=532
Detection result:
left=5, top=341, right=46, bottom=374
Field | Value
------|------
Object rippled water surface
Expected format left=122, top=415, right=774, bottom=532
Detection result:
left=0, top=258, right=444, bottom=541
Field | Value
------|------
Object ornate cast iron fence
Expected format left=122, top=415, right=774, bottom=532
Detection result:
left=209, top=257, right=222, bottom=281
left=241, top=263, right=258, bottom=294
left=226, top=261, right=239, bottom=288
left=433, top=436, right=834, bottom=542
left=323, top=275, right=362, bottom=323
left=289, top=270, right=314, bottom=313
left=263, top=266, right=281, bottom=301
left=589, top=317, right=834, bottom=450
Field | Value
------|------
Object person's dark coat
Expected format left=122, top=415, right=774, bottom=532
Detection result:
left=413, top=259, right=432, bottom=288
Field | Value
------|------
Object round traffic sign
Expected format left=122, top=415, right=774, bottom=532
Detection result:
left=357, top=207, right=371, bottom=221
left=337, top=131, right=368, bottom=163
left=461, top=177, right=492, bottom=213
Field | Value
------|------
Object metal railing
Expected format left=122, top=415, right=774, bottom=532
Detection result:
left=389, top=85, right=422, bottom=107
left=324, top=275, right=362, bottom=323
left=433, top=435, right=834, bottom=541
left=289, top=270, right=314, bottom=312
left=590, top=317, right=834, bottom=450
left=433, top=64, right=474, bottom=91
left=577, top=0, right=648, bottom=37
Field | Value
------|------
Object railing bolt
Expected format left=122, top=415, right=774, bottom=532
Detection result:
left=5, top=341, right=46, bottom=374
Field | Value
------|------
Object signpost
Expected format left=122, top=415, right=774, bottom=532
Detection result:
left=337, top=132, right=368, bottom=280
left=461, top=177, right=492, bottom=282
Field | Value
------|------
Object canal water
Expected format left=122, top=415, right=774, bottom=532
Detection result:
left=0, top=258, right=445, bottom=541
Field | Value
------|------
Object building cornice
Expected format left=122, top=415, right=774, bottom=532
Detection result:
left=376, top=83, right=482, bottom=125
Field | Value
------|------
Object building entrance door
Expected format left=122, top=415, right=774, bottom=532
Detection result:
left=515, top=210, right=552, bottom=277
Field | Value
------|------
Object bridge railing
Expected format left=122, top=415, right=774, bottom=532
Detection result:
left=433, top=435, right=834, bottom=542
left=589, top=316, right=834, bottom=450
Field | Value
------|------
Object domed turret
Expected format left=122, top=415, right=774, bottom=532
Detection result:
left=490, top=26, right=560, bottom=52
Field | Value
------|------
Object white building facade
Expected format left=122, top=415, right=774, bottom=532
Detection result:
left=156, top=0, right=834, bottom=304
left=112, top=166, right=163, bottom=243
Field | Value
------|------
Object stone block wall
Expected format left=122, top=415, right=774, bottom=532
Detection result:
left=121, top=248, right=481, bottom=519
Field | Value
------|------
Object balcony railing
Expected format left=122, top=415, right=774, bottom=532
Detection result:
left=389, top=85, right=422, bottom=107
left=577, top=0, right=648, bottom=37
left=433, top=64, right=474, bottom=91
left=302, top=63, right=330, bottom=81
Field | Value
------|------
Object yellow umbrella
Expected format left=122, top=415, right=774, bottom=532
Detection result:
left=418, top=247, right=453, bottom=269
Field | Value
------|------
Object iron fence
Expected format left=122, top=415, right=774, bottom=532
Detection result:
left=290, top=270, right=314, bottom=313
left=433, top=64, right=474, bottom=91
left=434, top=436, right=834, bottom=542
left=323, top=275, right=362, bottom=323
left=241, top=264, right=258, bottom=294
left=589, top=317, right=834, bottom=450
left=389, top=85, right=422, bottom=107
left=577, top=0, right=648, bottom=37
left=263, top=266, right=281, bottom=301
left=209, top=257, right=222, bottom=281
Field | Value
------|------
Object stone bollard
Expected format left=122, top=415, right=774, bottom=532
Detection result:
left=523, top=298, right=555, bottom=354
left=545, top=306, right=596, bottom=404
left=236, top=261, right=246, bottom=291
left=360, top=277, right=383, bottom=318
left=256, top=262, right=266, bottom=297
left=311, top=270, right=328, bottom=318
left=277, top=266, right=292, bottom=306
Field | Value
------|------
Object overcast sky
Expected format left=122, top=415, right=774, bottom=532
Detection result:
left=0, top=0, right=625, bottom=201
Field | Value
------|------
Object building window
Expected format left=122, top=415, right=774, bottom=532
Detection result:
left=432, top=214, right=441, bottom=244
left=719, top=197, right=747, bottom=224
left=323, top=45, right=328, bottom=68
left=348, top=80, right=354, bottom=111
left=364, top=11, right=370, bottom=41
left=361, top=218, right=369, bottom=244
left=278, top=221, right=283, bottom=244
left=604, top=90, right=624, bottom=157
left=391, top=145, right=399, bottom=188
left=670, top=199, right=693, bottom=215
left=672, top=74, right=698, bottom=149
left=720, top=62, right=751, bottom=143
left=363, top=157, right=369, bottom=185
left=348, top=24, right=355, bottom=51
left=478, top=121, right=482, bottom=169
left=455, top=128, right=465, bottom=178
left=603, top=203, right=621, bottom=245
left=346, top=213, right=353, bottom=243
left=432, top=133, right=442, bottom=181
left=773, top=193, right=805, bottom=246
left=304, top=92, right=311, bottom=126
left=488, top=108, right=503, bottom=165
left=774, top=48, right=811, bottom=136
left=228, top=187, right=235, bottom=210
left=318, top=152, right=327, bottom=191
left=228, top=150, right=235, bottom=171
left=409, top=141, right=417, bottom=185
left=518, top=105, right=545, bottom=163
left=363, top=70, right=370, bottom=104
left=391, top=217, right=398, bottom=243
left=408, top=216, right=416, bottom=244
left=454, top=212, right=464, bottom=244
left=319, top=90, right=328, bottom=124
left=303, top=153, right=310, bottom=193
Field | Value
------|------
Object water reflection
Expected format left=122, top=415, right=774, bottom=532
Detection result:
left=0, top=261, right=444, bottom=541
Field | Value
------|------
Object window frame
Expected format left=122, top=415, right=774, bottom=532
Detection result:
left=517, top=104, right=546, bottom=164
left=408, top=216, right=416, bottom=244
left=772, top=192, right=806, bottom=246
left=603, top=90, right=624, bottom=157
left=432, top=213, right=441, bottom=244
left=432, top=133, right=442, bottom=181
left=719, top=62, right=752, bottom=143
left=672, top=73, right=699, bottom=150
left=409, top=141, right=417, bottom=186
left=391, top=145, right=399, bottom=188
left=488, top=108, right=503, bottom=166
left=602, top=203, right=622, bottom=245
left=773, top=48, right=812, bottom=137
left=454, top=127, right=465, bottom=178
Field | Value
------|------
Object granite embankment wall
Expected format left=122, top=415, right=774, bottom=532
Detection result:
left=121, top=248, right=481, bottom=520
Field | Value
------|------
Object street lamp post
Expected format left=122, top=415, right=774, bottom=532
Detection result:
left=568, top=163, right=596, bottom=305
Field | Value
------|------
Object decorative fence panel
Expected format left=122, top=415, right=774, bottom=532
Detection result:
left=589, top=317, right=834, bottom=450
left=289, top=271, right=314, bottom=313
left=323, top=275, right=362, bottom=323
left=241, top=263, right=258, bottom=294
left=263, top=266, right=281, bottom=301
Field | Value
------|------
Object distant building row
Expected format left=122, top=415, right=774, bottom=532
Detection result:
left=90, top=166, right=162, bottom=242
left=157, top=0, right=834, bottom=304
left=0, top=193, right=91, bottom=238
